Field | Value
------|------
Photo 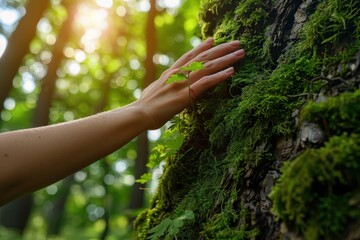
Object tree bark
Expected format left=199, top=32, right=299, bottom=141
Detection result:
left=134, top=0, right=360, bottom=239
left=128, top=0, right=157, bottom=221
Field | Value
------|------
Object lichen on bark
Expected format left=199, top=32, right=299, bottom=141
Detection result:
left=134, top=0, right=360, bottom=239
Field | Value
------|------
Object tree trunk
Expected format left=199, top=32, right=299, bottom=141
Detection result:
left=42, top=2, right=84, bottom=236
left=0, top=0, right=49, bottom=114
left=129, top=132, right=149, bottom=211
left=135, top=0, right=360, bottom=239
left=33, top=1, right=77, bottom=127
left=0, top=0, right=50, bottom=234
left=0, top=1, right=78, bottom=236
left=128, top=0, right=157, bottom=216
left=46, top=176, right=73, bottom=236
left=0, top=195, right=32, bottom=234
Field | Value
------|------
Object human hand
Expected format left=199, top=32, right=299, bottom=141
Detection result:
left=136, top=38, right=245, bottom=130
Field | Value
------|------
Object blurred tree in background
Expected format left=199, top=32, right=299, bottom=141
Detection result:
left=0, top=0, right=200, bottom=239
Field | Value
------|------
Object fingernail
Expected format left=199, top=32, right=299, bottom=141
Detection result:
left=234, top=49, right=245, bottom=56
left=226, top=67, right=234, bottom=74
left=229, top=40, right=240, bottom=47
left=205, top=37, right=214, bottom=45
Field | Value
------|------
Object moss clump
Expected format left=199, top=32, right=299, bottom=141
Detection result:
left=299, top=0, right=360, bottom=56
left=270, top=133, right=360, bottom=239
left=301, top=90, right=360, bottom=136
left=199, top=0, right=236, bottom=37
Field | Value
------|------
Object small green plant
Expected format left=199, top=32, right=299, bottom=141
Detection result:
left=136, top=172, right=153, bottom=184
left=167, top=61, right=205, bottom=108
left=135, top=117, right=185, bottom=184
left=147, top=210, right=195, bottom=240
left=166, top=62, right=205, bottom=84
left=136, top=63, right=205, bottom=185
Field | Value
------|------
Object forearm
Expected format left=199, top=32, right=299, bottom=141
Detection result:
left=0, top=38, right=245, bottom=205
left=0, top=103, right=149, bottom=205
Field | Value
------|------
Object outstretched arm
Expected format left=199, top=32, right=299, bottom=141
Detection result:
left=0, top=38, right=245, bottom=205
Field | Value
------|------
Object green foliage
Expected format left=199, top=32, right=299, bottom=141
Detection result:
left=166, top=73, right=188, bottom=83
left=270, top=133, right=360, bottom=239
left=0, top=226, right=22, bottom=240
left=166, top=61, right=205, bottom=83
left=147, top=210, right=195, bottom=240
left=136, top=124, right=185, bottom=185
left=180, top=61, right=205, bottom=72
left=147, top=125, right=184, bottom=169
left=136, top=173, right=153, bottom=184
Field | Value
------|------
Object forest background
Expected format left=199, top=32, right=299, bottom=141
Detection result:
left=0, top=0, right=200, bottom=239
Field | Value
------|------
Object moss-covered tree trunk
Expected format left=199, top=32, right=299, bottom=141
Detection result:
left=135, top=0, right=360, bottom=239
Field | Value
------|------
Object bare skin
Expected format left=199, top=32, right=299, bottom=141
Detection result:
left=0, top=38, right=245, bottom=205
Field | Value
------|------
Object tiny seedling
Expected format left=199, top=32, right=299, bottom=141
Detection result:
left=167, top=61, right=205, bottom=106
left=166, top=61, right=205, bottom=84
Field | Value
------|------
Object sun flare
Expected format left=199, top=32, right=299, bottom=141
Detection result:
left=75, top=3, right=110, bottom=53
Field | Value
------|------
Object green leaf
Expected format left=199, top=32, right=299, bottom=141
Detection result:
left=147, top=211, right=195, bottom=240
left=168, top=210, right=195, bottom=236
left=177, top=210, right=195, bottom=220
left=166, top=62, right=205, bottom=84
left=180, top=61, right=205, bottom=71
left=166, top=132, right=184, bottom=150
left=166, top=73, right=187, bottom=84
left=135, top=172, right=152, bottom=184
left=147, top=123, right=184, bottom=169
left=147, top=218, right=172, bottom=240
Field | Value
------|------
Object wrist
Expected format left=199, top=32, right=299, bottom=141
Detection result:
left=127, top=101, right=159, bottom=130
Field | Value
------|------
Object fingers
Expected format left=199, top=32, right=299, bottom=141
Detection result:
left=166, top=40, right=245, bottom=98
left=185, top=40, right=241, bottom=67
left=171, top=38, right=214, bottom=69
left=190, top=67, right=235, bottom=98
left=189, top=48, right=245, bottom=84
left=160, top=67, right=181, bottom=83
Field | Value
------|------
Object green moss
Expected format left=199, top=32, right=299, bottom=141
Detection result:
left=270, top=133, right=360, bottom=239
left=199, top=0, right=236, bottom=37
left=200, top=191, right=259, bottom=240
left=301, top=90, right=360, bottom=136
left=299, top=0, right=360, bottom=56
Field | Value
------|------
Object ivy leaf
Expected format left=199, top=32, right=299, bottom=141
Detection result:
left=135, top=172, right=152, bottom=184
left=180, top=61, right=205, bottom=71
left=166, top=73, right=187, bottom=84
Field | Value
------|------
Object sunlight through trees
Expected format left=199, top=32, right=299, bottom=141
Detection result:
left=0, top=0, right=200, bottom=238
